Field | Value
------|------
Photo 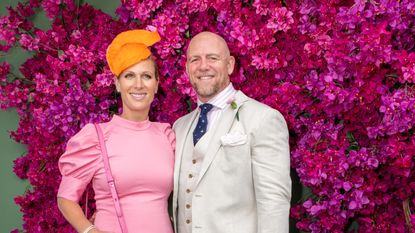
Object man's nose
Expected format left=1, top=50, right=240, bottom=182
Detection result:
left=199, top=58, right=209, bottom=70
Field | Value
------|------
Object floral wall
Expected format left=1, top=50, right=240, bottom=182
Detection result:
left=0, top=0, right=414, bottom=232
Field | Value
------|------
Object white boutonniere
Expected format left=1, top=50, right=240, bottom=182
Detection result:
left=226, top=96, right=239, bottom=121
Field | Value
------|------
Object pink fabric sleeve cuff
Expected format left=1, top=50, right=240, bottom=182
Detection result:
left=57, top=176, right=88, bottom=202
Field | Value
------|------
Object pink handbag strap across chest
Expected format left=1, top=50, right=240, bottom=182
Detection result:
left=94, top=124, right=129, bottom=233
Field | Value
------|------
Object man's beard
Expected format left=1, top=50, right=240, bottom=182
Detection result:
left=193, top=81, right=221, bottom=99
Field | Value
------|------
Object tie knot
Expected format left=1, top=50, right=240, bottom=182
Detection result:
left=199, top=103, right=213, bottom=115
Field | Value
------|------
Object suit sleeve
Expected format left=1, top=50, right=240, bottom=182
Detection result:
left=251, top=109, right=291, bottom=233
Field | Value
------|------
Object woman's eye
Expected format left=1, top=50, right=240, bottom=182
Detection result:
left=124, top=73, right=134, bottom=79
left=142, top=74, right=152, bottom=80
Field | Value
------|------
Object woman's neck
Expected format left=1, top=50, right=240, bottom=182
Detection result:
left=120, top=111, right=149, bottom=122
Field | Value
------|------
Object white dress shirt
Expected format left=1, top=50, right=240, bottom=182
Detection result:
left=197, top=84, right=237, bottom=132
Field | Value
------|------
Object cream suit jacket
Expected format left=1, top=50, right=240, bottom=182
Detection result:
left=172, top=91, right=291, bottom=233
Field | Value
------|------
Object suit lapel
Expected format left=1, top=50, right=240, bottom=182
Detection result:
left=175, top=110, right=198, bottom=167
left=196, top=91, right=249, bottom=185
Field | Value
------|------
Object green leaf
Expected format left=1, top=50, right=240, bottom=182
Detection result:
left=347, top=143, right=359, bottom=152
left=57, top=49, right=64, bottom=57
left=185, top=30, right=190, bottom=39
left=186, top=98, right=193, bottom=113
left=346, top=132, right=356, bottom=143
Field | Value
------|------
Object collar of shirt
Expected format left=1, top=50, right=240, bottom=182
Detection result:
left=197, top=84, right=237, bottom=111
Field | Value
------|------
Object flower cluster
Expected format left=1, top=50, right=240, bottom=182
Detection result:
left=1, top=0, right=414, bottom=232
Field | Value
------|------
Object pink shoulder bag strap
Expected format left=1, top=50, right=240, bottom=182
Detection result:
left=94, top=124, right=129, bottom=233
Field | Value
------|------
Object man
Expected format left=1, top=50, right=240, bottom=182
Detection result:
left=172, top=31, right=291, bottom=233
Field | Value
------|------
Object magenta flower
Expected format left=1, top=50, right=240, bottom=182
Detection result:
left=266, top=7, right=294, bottom=32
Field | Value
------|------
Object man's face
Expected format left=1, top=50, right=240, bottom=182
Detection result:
left=186, top=33, right=235, bottom=102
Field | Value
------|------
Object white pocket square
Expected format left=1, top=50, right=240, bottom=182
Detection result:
left=220, top=132, right=247, bottom=146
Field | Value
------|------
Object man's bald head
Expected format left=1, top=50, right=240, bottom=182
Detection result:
left=185, top=31, right=235, bottom=102
left=187, top=31, right=231, bottom=58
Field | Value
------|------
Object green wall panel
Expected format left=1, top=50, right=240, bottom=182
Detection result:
left=1, top=1, right=31, bottom=232
left=0, top=109, right=28, bottom=232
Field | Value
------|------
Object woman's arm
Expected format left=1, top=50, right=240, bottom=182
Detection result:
left=57, top=197, right=111, bottom=233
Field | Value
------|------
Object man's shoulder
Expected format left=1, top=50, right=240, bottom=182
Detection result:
left=244, top=97, right=271, bottom=109
left=238, top=92, right=275, bottom=112
left=237, top=91, right=285, bottom=120
left=173, top=110, right=196, bottom=130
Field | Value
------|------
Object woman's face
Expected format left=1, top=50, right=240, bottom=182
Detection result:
left=115, top=59, right=158, bottom=121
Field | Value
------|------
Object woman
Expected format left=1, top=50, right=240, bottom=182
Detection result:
left=57, top=29, right=175, bottom=233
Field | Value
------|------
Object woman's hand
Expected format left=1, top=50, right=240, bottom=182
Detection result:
left=57, top=197, right=98, bottom=233
left=90, top=229, right=113, bottom=233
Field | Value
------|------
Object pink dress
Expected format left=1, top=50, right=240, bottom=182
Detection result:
left=57, top=115, right=175, bottom=233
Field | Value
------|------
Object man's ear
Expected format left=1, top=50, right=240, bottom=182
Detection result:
left=185, top=61, right=189, bottom=77
left=227, top=56, right=235, bottom=75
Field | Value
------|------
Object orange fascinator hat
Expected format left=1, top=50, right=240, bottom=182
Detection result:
left=106, top=29, right=160, bottom=76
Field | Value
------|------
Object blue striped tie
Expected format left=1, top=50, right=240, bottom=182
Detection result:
left=193, top=103, right=213, bottom=145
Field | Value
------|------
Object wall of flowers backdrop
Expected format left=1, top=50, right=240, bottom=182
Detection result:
left=1, top=0, right=414, bottom=232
